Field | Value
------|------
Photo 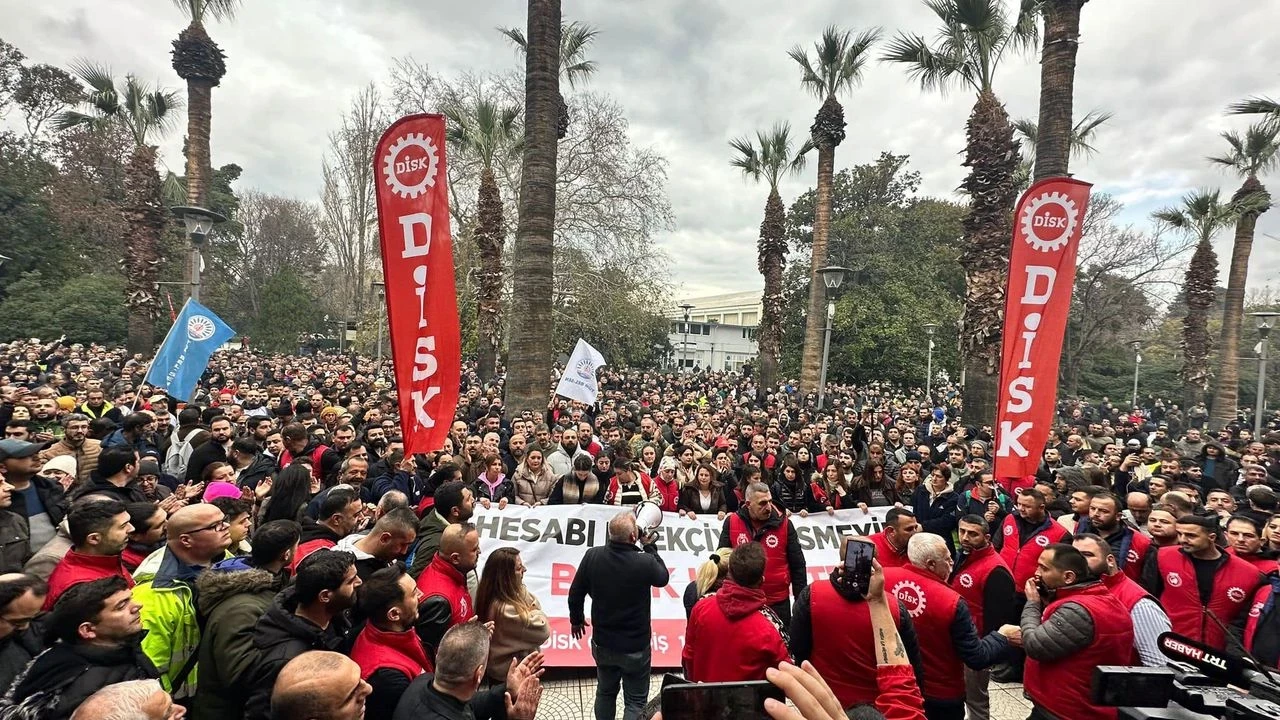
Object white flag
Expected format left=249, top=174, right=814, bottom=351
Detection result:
left=555, top=339, right=607, bottom=404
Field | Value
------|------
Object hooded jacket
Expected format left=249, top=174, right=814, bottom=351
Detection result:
left=132, top=546, right=205, bottom=699
left=408, top=509, right=449, bottom=578
left=242, top=588, right=352, bottom=720
left=0, top=634, right=160, bottom=720
left=682, top=579, right=791, bottom=682
left=235, top=453, right=277, bottom=491
left=1197, top=442, right=1239, bottom=492
left=192, top=567, right=286, bottom=720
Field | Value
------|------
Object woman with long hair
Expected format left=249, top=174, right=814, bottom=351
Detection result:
left=815, top=462, right=854, bottom=510
left=895, top=465, right=923, bottom=502
left=794, top=446, right=816, bottom=483
left=513, top=448, right=557, bottom=507
left=683, top=548, right=731, bottom=619
left=121, top=502, right=166, bottom=572
left=259, top=464, right=314, bottom=525
left=675, top=445, right=698, bottom=488
left=477, top=547, right=549, bottom=681
left=861, top=461, right=899, bottom=508
left=772, top=456, right=829, bottom=516
left=474, top=453, right=515, bottom=509
left=638, top=444, right=660, bottom=477
left=677, top=463, right=728, bottom=521
left=912, top=464, right=960, bottom=551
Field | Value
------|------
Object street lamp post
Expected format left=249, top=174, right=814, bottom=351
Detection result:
left=678, top=303, right=695, bottom=373
left=1131, top=340, right=1143, bottom=410
left=817, top=266, right=851, bottom=410
left=372, top=280, right=386, bottom=370
left=923, top=323, right=938, bottom=398
left=170, top=205, right=227, bottom=303
left=1252, top=313, right=1280, bottom=437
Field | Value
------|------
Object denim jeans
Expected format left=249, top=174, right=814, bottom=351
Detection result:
left=592, top=641, right=652, bottom=720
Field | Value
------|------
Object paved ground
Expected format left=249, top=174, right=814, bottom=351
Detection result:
left=534, top=672, right=1033, bottom=719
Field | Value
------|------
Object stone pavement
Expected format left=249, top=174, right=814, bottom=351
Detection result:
left=532, top=672, right=1033, bottom=719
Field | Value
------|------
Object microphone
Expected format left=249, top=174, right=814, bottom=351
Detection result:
left=1158, top=632, right=1250, bottom=685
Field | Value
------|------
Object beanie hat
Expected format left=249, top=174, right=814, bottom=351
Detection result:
left=203, top=481, right=243, bottom=502
left=56, top=396, right=77, bottom=412
left=137, top=458, right=162, bottom=477
left=41, top=455, right=77, bottom=477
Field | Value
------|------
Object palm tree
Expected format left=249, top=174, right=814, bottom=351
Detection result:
left=1012, top=109, right=1111, bottom=189
left=730, top=123, right=813, bottom=400
left=445, top=99, right=521, bottom=383
left=788, top=26, right=881, bottom=396
left=505, top=0, right=561, bottom=414
left=1229, top=96, right=1280, bottom=124
left=1033, top=0, right=1089, bottom=181
left=170, top=0, right=237, bottom=207
left=500, top=19, right=597, bottom=139
left=1206, top=123, right=1280, bottom=429
left=882, top=0, right=1038, bottom=425
left=1153, top=191, right=1239, bottom=408
left=54, top=62, right=182, bottom=355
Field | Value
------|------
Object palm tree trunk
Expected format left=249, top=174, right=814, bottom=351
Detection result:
left=1182, top=237, right=1219, bottom=407
left=1033, top=0, right=1086, bottom=181
left=758, top=189, right=787, bottom=401
left=800, top=142, right=835, bottom=394
left=475, top=167, right=505, bottom=383
left=185, top=79, right=212, bottom=206
left=505, top=0, right=561, bottom=414
left=123, top=145, right=165, bottom=355
left=1209, top=176, right=1271, bottom=429
left=959, top=90, right=1021, bottom=427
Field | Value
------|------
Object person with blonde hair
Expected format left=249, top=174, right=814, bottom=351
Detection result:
left=476, top=547, right=549, bottom=681
left=683, top=548, right=731, bottom=618
left=512, top=449, right=557, bottom=507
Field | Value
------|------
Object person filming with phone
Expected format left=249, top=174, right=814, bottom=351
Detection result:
left=789, top=536, right=922, bottom=710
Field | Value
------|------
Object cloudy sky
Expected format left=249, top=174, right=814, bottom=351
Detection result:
left=4, top=0, right=1279, bottom=300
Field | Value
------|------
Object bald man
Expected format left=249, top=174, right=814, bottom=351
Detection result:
left=134, top=503, right=231, bottom=700
left=72, top=679, right=185, bottom=720
left=415, top=522, right=481, bottom=654
left=271, top=651, right=371, bottom=720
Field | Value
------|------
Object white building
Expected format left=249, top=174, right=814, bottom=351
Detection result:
left=666, top=290, right=762, bottom=372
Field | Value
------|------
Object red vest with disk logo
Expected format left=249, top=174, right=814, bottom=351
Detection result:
left=884, top=564, right=965, bottom=701
left=950, top=544, right=1011, bottom=633
left=809, top=580, right=901, bottom=708
left=1025, top=583, right=1134, bottom=720
left=1154, top=546, right=1263, bottom=649
left=999, top=515, right=1068, bottom=592
left=727, top=512, right=790, bottom=604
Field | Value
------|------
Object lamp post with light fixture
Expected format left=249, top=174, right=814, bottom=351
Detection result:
left=1252, top=312, right=1280, bottom=436
left=923, top=323, right=938, bottom=398
left=679, top=303, right=695, bottom=372
left=817, top=266, right=850, bottom=410
left=170, top=205, right=226, bottom=303
left=372, top=280, right=386, bottom=369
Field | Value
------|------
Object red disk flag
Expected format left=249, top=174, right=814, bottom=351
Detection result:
left=993, top=177, right=1092, bottom=481
left=372, top=114, right=461, bottom=456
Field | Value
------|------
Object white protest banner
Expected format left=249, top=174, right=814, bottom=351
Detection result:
left=470, top=504, right=895, bottom=667
left=554, top=339, right=606, bottom=404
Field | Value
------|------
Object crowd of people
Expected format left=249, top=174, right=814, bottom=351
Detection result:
left=0, top=336, right=1279, bottom=720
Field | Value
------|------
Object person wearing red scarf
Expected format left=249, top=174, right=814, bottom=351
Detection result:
left=351, top=565, right=433, bottom=719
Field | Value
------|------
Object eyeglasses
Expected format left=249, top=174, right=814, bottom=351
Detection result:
left=187, top=519, right=230, bottom=535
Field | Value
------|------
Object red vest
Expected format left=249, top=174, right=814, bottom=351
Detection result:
left=809, top=581, right=899, bottom=708
left=1155, top=547, right=1263, bottom=648
left=1226, top=548, right=1279, bottom=576
left=415, top=554, right=473, bottom=629
left=950, top=544, right=1011, bottom=633
left=998, top=515, right=1069, bottom=593
left=1116, top=528, right=1152, bottom=583
left=1244, top=583, right=1275, bottom=652
left=884, top=565, right=965, bottom=701
left=869, top=532, right=909, bottom=569
left=349, top=622, right=433, bottom=680
left=1025, top=583, right=1134, bottom=720
left=727, top=513, right=791, bottom=604
left=1101, top=571, right=1157, bottom=664
left=280, top=443, right=330, bottom=480
left=289, top=538, right=337, bottom=573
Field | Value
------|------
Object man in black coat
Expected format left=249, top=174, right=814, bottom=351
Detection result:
left=0, top=575, right=159, bottom=720
left=242, top=549, right=359, bottom=720
left=0, top=573, right=46, bottom=692
left=392, top=622, right=542, bottom=720
left=185, top=416, right=234, bottom=483
left=568, top=512, right=669, bottom=720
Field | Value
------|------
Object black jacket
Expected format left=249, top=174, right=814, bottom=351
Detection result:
left=10, top=476, right=66, bottom=527
left=185, top=439, right=228, bottom=483
left=568, top=541, right=670, bottom=653
left=1, top=634, right=160, bottom=720
left=0, top=627, right=42, bottom=697
left=770, top=477, right=825, bottom=514
left=392, top=674, right=509, bottom=720
left=67, top=475, right=150, bottom=505
left=242, top=589, right=352, bottom=720
left=236, top=453, right=277, bottom=491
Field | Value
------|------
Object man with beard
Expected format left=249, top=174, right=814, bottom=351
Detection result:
left=1073, top=534, right=1171, bottom=667
left=1034, top=447, right=1065, bottom=485
left=1, top=438, right=68, bottom=555
left=503, top=432, right=527, bottom=475
left=718, top=483, right=806, bottom=624
left=2, top=576, right=159, bottom=720
left=244, top=550, right=361, bottom=720
left=545, top=428, right=592, bottom=479
left=951, top=516, right=1016, bottom=720
left=39, top=414, right=101, bottom=484
left=416, top=523, right=481, bottom=655
left=628, top=416, right=667, bottom=458
left=44, top=498, right=134, bottom=609
left=1019, top=544, right=1134, bottom=720
left=349, top=564, right=431, bottom=718
left=362, top=424, right=389, bottom=463
left=409, top=481, right=474, bottom=577
left=29, top=397, right=63, bottom=442
left=278, top=422, right=335, bottom=482
left=1086, top=492, right=1152, bottom=582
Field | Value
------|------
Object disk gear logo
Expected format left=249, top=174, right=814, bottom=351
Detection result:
left=957, top=573, right=974, bottom=589
left=891, top=580, right=927, bottom=618
left=735, top=533, right=749, bottom=546
left=1166, top=572, right=1182, bottom=588
left=1227, top=587, right=1246, bottom=603
left=1020, top=191, right=1079, bottom=253
left=383, top=132, right=439, bottom=199
left=765, top=535, right=780, bottom=549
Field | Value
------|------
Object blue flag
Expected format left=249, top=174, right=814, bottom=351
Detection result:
left=144, top=299, right=236, bottom=401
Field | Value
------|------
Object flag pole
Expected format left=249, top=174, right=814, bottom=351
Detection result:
left=139, top=298, right=191, bottom=410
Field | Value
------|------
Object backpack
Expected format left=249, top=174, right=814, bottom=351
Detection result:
left=164, top=428, right=196, bottom=478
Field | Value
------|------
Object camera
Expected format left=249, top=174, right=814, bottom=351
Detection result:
left=1092, top=633, right=1280, bottom=720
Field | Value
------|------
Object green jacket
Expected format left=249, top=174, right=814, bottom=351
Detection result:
left=192, top=565, right=284, bottom=720
left=132, top=546, right=203, bottom=700
left=408, top=509, right=449, bottom=577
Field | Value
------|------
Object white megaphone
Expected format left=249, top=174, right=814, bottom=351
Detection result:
left=634, top=501, right=664, bottom=535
